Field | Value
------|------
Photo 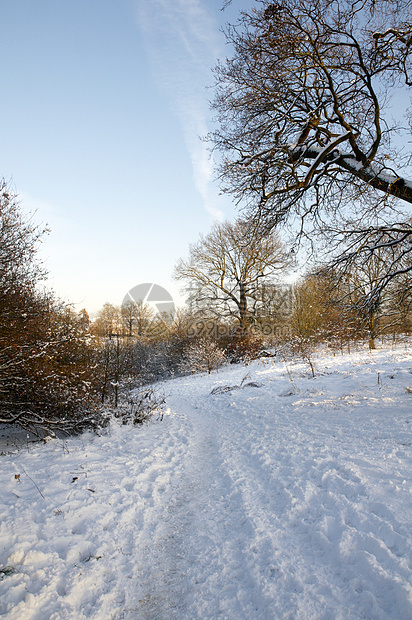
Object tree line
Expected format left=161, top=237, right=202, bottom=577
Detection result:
left=2, top=174, right=412, bottom=437
left=2, top=0, right=411, bottom=436
left=0, top=182, right=164, bottom=437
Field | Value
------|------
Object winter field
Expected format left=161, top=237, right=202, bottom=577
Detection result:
left=0, top=344, right=411, bottom=619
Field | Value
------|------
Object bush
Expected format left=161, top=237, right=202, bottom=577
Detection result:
left=225, top=330, right=264, bottom=364
left=0, top=182, right=106, bottom=436
left=181, top=337, right=226, bottom=374
left=113, top=387, right=166, bottom=425
left=0, top=302, right=106, bottom=436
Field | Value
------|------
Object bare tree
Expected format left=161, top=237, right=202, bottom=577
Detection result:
left=92, top=303, right=123, bottom=338
left=174, top=219, right=290, bottom=332
left=121, top=300, right=154, bottom=337
left=321, top=230, right=412, bottom=346
left=211, top=0, right=412, bottom=247
left=321, top=220, right=412, bottom=304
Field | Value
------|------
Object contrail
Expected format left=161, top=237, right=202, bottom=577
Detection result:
left=135, top=0, right=224, bottom=220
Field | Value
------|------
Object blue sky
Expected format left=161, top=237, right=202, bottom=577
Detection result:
left=0, top=0, right=252, bottom=313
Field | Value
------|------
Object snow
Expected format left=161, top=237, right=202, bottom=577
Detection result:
left=289, top=140, right=412, bottom=191
left=0, top=345, right=411, bottom=619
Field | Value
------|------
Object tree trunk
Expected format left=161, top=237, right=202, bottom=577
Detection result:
left=368, top=314, right=377, bottom=350
left=238, top=281, right=248, bottom=333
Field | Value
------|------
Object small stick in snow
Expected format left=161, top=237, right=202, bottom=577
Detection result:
left=20, top=465, right=45, bottom=499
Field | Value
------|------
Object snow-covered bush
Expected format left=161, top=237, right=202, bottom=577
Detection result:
left=0, top=182, right=107, bottom=437
left=113, top=386, right=166, bottom=425
left=181, top=337, right=226, bottom=375
left=0, top=302, right=107, bottom=437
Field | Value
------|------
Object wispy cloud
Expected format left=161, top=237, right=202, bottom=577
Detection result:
left=135, top=0, right=224, bottom=220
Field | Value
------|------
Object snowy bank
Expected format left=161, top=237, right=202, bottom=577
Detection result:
left=0, top=346, right=411, bottom=619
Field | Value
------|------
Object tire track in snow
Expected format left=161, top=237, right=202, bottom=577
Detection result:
left=131, top=397, right=266, bottom=620
left=211, top=387, right=412, bottom=620
left=1, top=349, right=410, bottom=619
left=127, top=371, right=412, bottom=620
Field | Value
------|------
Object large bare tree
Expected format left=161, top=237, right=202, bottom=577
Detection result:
left=211, top=0, right=412, bottom=245
left=174, top=219, right=290, bottom=332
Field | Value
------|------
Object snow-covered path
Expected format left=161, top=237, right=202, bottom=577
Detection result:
left=0, top=347, right=411, bottom=619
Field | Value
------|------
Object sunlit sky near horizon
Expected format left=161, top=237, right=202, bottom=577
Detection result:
left=0, top=0, right=254, bottom=314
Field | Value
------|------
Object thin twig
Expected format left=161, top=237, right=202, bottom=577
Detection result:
left=20, top=465, right=45, bottom=499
